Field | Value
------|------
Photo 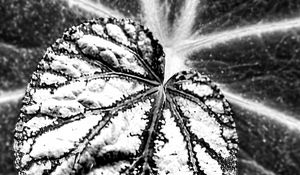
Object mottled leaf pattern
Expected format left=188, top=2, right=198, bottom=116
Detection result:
left=13, top=18, right=238, bottom=175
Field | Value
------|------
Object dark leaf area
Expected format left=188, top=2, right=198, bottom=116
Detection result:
left=0, top=0, right=97, bottom=90
left=0, top=46, right=41, bottom=90
left=97, top=0, right=141, bottom=17
left=234, top=104, right=300, bottom=175
left=193, top=0, right=300, bottom=34
left=188, top=29, right=300, bottom=116
left=0, top=102, right=21, bottom=174
left=0, top=0, right=94, bottom=48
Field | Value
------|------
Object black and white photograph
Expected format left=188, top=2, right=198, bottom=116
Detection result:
left=0, top=0, right=299, bottom=174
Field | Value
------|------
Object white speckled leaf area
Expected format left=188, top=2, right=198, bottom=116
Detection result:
left=14, top=18, right=238, bottom=175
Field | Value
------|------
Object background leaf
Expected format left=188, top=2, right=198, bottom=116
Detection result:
left=0, top=0, right=299, bottom=174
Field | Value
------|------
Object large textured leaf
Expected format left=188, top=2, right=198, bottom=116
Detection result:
left=0, top=0, right=300, bottom=175
left=13, top=18, right=237, bottom=174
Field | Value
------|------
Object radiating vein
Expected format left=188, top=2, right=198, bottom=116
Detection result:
left=65, top=0, right=124, bottom=18
left=178, top=17, right=300, bottom=54
left=163, top=0, right=199, bottom=80
left=90, top=87, right=159, bottom=112
left=240, top=159, right=276, bottom=175
left=140, top=0, right=169, bottom=44
left=87, top=72, right=160, bottom=86
left=221, top=87, right=300, bottom=132
left=171, top=0, right=199, bottom=44
left=0, top=89, right=24, bottom=104
left=0, top=42, right=20, bottom=52
left=166, top=96, right=200, bottom=173
left=238, top=149, right=277, bottom=175
left=141, top=87, right=165, bottom=174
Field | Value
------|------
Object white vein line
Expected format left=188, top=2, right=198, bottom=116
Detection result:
left=220, top=87, right=300, bottom=132
left=0, top=89, right=24, bottom=104
left=140, top=0, right=169, bottom=44
left=164, top=0, right=199, bottom=79
left=240, top=159, right=276, bottom=175
left=178, top=17, right=300, bottom=54
left=171, top=0, right=199, bottom=44
left=65, top=0, right=124, bottom=18
left=0, top=42, right=19, bottom=52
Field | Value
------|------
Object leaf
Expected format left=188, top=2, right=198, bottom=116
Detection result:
left=13, top=18, right=238, bottom=175
left=1, top=0, right=300, bottom=175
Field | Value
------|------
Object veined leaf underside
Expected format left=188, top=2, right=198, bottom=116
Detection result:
left=13, top=18, right=238, bottom=175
